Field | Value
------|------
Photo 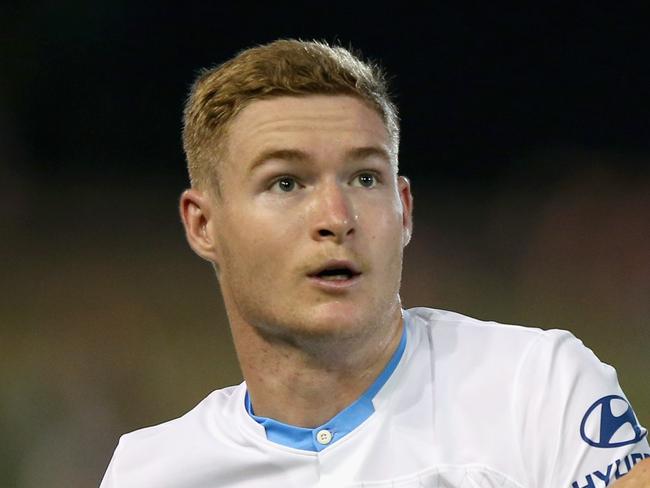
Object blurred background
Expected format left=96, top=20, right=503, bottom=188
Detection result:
left=1, top=3, right=648, bottom=486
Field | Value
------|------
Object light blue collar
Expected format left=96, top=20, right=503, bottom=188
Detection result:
left=245, top=326, right=407, bottom=452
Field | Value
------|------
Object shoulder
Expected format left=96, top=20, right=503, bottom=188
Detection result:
left=401, top=306, right=610, bottom=403
left=101, top=384, right=244, bottom=487
left=403, top=306, right=578, bottom=362
left=119, top=384, right=241, bottom=449
left=400, top=307, right=650, bottom=488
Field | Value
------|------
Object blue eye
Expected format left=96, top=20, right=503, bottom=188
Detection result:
left=355, top=173, right=377, bottom=188
left=272, top=177, right=297, bottom=192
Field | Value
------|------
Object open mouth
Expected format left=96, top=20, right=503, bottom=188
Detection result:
left=315, top=267, right=358, bottom=281
left=308, top=261, right=362, bottom=282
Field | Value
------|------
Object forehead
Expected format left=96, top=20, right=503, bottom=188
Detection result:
left=224, top=95, right=391, bottom=160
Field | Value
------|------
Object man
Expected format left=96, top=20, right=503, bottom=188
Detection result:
left=100, top=40, right=649, bottom=487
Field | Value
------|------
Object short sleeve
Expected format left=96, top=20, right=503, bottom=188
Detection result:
left=514, top=329, right=649, bottom=488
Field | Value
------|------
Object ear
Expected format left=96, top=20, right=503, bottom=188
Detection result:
left=179, top=188, right=221, bottom=263
left=397, top=176, right=414, bottom=247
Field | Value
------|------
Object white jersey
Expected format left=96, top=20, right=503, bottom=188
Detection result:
left=100, top=308, right=649, bottom=487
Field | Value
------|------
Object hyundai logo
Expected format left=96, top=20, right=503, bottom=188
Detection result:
left=580, top=395, right=648, bottom=448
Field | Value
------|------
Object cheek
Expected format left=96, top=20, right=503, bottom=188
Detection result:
left=219, top=210, right=296, bottom=276
left=367, top=203, right=403, bottom=243
left=374, top=211, right=407, bottom=267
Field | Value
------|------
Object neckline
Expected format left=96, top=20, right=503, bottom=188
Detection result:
left=244, top=324, right=407, bottom=452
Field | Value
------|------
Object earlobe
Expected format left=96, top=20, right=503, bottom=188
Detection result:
left=403, top=227, right=412, bottom=247
left=179, top=189, right=220, bottom=263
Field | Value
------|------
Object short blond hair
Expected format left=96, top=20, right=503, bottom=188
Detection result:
left=182, top=39, right=399, bottom=193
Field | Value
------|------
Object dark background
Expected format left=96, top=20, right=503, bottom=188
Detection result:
left=2, top=3, right=648, bottom=486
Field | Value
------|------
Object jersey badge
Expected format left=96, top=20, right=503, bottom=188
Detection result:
left=580, top=395, right=648, bottom=448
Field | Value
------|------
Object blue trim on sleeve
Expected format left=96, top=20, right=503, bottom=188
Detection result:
left=245, top=324, right=407, bottom=452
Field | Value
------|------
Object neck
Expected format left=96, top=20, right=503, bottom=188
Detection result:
left=229, top=306, right=404, bottom=428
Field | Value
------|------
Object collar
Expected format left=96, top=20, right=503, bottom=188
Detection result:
left=245, top=324, right=407, bottom=452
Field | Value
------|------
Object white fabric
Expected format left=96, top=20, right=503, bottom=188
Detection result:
left=100, top=308, right=649, bottom=487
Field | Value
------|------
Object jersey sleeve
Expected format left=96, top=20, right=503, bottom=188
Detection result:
left=514, top=329, right=649, bottom=488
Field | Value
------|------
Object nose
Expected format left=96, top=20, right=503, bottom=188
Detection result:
left=310, top=182, right=356, bottom=243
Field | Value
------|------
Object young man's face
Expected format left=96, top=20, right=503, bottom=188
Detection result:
left=195, top=95, right=412, bottom=340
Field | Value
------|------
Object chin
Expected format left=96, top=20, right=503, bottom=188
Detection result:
left=297, top=302, right=378, bottom=337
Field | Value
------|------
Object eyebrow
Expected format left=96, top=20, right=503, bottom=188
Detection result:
left=248, top=146, right=392, bottom=173
left=249, top=149, right=310, bottom=173
left=347, top=146, right=392, bottom=165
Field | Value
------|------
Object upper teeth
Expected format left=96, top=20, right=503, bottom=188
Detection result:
left=321, top=274, right=349, bottom=280
left=318, top=268, right=352, bottom=279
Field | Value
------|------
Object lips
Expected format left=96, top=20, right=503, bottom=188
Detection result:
left=307, top=260, right=362, bottom=290
left=308, top=260, right=361, bottom=280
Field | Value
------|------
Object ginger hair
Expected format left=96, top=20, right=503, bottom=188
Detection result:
left=182, top=39, right=399, bottom=194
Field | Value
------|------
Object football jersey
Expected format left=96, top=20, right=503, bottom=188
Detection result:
left=100, top=308, right=649, bottom=487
